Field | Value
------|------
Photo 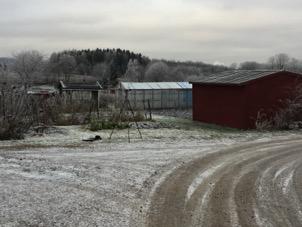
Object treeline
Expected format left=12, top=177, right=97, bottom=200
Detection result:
left=48, top=48, right=150, bottom=86
left=122, top=59, right=228, bottom=83
left=236, top=53, right=302, bottom=72
left=48, top=48, right=228, bottom=86
left=1, top=48, right=229, bottom=86
left=2, top=49, right=302, bottom=87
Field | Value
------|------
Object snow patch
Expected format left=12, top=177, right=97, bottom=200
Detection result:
left=254, top=206, right=273, bottom=227
left=186, top=163, right=223, bottom=201
left=282, top=170, right=294, bottom=195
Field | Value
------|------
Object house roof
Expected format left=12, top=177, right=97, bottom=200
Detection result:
left=120, top=82, right=192, bottom=90
left=59, top=81, right=102, bottom=91
left=190, top=70, right=283, bottom=85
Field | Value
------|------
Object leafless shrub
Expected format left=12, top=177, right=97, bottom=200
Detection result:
left=256, top=85, right=302, bottom=130
left=38, top=95, right=90, bottom=125
left=255, top=111, right=273, bottom=131
left=0, top=85, right=34, bottom=139
left=99, top=93, right=115, bottom=108
left=13, top=50, right=45, bottom=86
left=88, top=105, right=145, bottom=131
left=0, top=85, right=83, bottom=139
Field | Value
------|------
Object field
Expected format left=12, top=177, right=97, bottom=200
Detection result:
left=1, top=116, right=302, bottom=226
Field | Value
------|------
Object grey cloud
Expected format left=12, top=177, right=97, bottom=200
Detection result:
left=0, top=0, right=302, bottom=64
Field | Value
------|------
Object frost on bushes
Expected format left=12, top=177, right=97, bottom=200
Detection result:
left=255, top=111, right=273, bottom=130
left=89, top=118, right=129, bottom=131
left=0, top=88, right=34, bottom=140
left=256, top=85, right=302, bottom=130
left=0, top=86, right=68, bottom=140
left=89, top=108, right=145, bottom=131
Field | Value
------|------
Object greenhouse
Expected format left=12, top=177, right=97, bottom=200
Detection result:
left=118, top=82, right=192, bottom=109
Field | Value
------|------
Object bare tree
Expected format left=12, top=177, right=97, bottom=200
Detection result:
left=267, top=56, right=276, bottom=69
left=144, top=61, right=170, bottom=82
left=58, top=54, right=76, bottom=82
left=48, top=53, right=76, bottom=82
left=92, top=63, right=111, bottom=86
left=0, top=83, right=34, bottom=139
left=13, top=50, right=44, bottom=87
left=0, top=64, right=7, bottom=83
left=275, top=53, right=290, bottom=70
left=122, top=59, right=144, bottom=82
left=288, top=58, right=302, bottom=73
left=268, top=53, right=290, bottom=70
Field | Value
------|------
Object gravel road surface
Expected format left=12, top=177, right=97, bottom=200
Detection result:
left=145, top=138, right=302, bottom=227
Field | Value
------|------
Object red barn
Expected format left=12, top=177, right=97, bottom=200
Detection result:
left=190, top=70, right=302, bottom=129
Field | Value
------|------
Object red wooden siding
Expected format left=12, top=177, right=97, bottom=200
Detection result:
left=193, top=84, right=247, bottom=128
left=244, top=72, right=302, bottom=128
left=192, top=71, right=302, bottom=129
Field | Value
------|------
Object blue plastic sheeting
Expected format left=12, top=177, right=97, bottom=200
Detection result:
left=120, top=82, right=192, bottom=90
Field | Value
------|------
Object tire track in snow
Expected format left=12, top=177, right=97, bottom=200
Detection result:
left=145, top=138, right=302, bottom=227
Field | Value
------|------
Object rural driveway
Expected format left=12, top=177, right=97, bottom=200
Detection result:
left=145, top=138, right=302, bottom=227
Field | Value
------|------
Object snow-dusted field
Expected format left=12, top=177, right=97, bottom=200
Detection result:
left=0, top=116, right=301, bottom=226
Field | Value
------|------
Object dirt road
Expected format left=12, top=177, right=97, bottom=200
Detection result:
left=146, top=138, right=302, bottom=227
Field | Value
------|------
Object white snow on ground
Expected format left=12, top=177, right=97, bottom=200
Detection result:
left=0, top=116, right=302, bottom=226
left=282, top=170, right=295, bottom=195
left=254, top=206, right=274, bottom=227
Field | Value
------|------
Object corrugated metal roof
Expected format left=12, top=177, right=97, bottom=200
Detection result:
left=120, top=82, right=192, bottom=90
left=191, top=70, right=282, bottom=85
left=177, top=81, right=192, bottom=89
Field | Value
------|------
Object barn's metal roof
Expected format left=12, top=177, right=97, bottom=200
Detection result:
left=120, top=82, right=192, bottom=90
left=191, top=70, right=282, bottom=85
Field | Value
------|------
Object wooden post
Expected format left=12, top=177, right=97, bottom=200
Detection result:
left=148, top=99, right=152, bottom=120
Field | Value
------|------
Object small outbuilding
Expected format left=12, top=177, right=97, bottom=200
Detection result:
left=118, top=82, right=192, bottom=109
left=58, top=81, right=102, bottom=108
left=190, top=70, right=302, bottom=129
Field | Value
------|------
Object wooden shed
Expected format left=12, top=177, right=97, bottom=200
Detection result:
left=58, top=81, right=102, bottom=108
left=190, top=70, right=302, bottom=129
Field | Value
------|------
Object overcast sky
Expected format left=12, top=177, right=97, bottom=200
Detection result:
left=1, top=0, right=302, bottom=65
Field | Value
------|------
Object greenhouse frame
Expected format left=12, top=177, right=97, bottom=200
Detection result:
left=118, top=82, right=192, bottom=109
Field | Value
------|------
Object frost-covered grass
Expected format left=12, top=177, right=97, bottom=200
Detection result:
left=0, top=115, right=302, bottom=226
left=0, top=115, right=301, bottom=149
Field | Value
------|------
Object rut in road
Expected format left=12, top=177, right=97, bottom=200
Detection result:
left=145, top=138, right=302, bottom=227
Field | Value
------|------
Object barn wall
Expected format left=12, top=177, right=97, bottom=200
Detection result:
left=192, top=71, right=302, bottom=129
left=192, top=84, right=247, bottom=128
left=245, top=71, right=302, bottom=128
